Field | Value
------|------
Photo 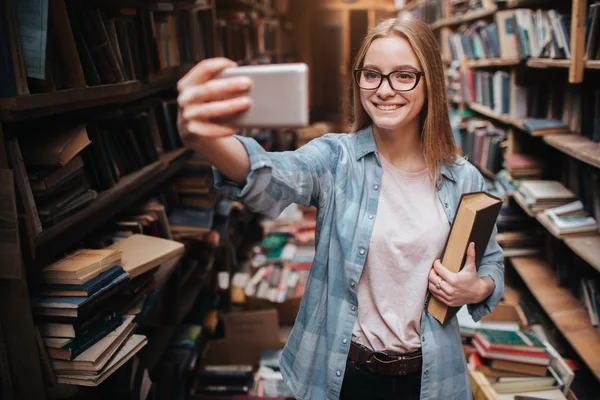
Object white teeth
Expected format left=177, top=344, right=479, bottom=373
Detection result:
left=376, top=104, right=400, bottom=111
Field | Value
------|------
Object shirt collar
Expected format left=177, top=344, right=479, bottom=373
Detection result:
left=353, top=125, right=457, bottom=182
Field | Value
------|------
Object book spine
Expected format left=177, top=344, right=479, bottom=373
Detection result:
left=6, top=139, right=43, bottom=235
left=63, top=315, right=122, bottom=360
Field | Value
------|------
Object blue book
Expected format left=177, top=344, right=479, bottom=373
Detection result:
left=39, top=266, right=124, bottom=297
left=522, top=118, right=569, bottom=134
left=31, top=271, right=129, bottom=318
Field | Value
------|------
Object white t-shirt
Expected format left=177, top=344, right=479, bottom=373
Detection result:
left=351, top=155, right=450, bottom=353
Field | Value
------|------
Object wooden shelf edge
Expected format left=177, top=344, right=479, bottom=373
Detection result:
left=34, top=148, right=191, bottom=257
left=430, top=7, right=497, bottom=30
left=526, top=58, right=571, bottom=69
left=0, top=64, right=194, bottom=122
left=585, top=60, right=600, bottom=69
left=467, top=59, right=521, bottom=68
left=467, top=102, right=516, bottom=125
left=564, top=236, right=600, bottom=274
left=543, top=135, right=600, bottom=170
left=510, top=257, right=600, bottom=381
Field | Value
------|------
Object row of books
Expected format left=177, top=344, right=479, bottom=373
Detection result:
left=459, top=118, right=507, bottom=175
left=457, top=67, right=586, bottom=136
left=216, top=13, right=282, bottom=64
left=6, top=100, right=182, bottom=234
left=445, top=9, right=571, bottom=62
left=0, top=0, right=216, bottom=98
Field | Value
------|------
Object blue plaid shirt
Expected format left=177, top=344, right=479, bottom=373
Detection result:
left=214, top=125, right=504, bottom=400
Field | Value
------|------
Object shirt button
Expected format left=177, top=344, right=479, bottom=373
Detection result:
left=373, top=184, right=379, bottom=191
left=336, top=370, right=341, bottom=377
left=444, top=202, right=448, bottom=208
left=368, top=214, right=373, bottom=219
left=343, top=338, right=348, bottom=344
left=350, top=281, right=356, bottom=287
left=351, top=306, right=356, bottom=311
left=359, top=249, right=365, bottom=255
left=424, top=369, right=429, bottom=375
left=422, top=336, right=425, bottom=342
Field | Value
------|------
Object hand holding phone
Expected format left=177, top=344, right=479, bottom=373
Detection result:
left=177, top=58, right=309, bottom=143
left=215, top=63, right=309, bottom=128
left=177, top=58, right=253, bottom=140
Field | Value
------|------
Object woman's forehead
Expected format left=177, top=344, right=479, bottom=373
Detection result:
left=364, top=36, right=421, bottom=70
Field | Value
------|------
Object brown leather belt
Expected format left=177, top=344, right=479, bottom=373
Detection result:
left=348, top=341, right=422, bottom=376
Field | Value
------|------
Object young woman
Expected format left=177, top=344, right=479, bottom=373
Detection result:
left=177, top=17, right=503, bottom=400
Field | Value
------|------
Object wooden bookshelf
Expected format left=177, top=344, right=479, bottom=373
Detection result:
left=0, top=81, right=141, bottom=121
left=526, top=58, right=570, bottom=69
left=34, top=148, right=191, bottom=266
left=467, top=102, right=516, bottom=126
left=586, top=60, right=600, bottom=69
left=430, top=7, right=497, bottom=30
left=510, top=257, right=600, bottom=381
left=543, top=134, right=600, bottom=170
left=467, top=59, right=521, bottom=68
left=0, top=64, right=194, bottom=122
left=564, top=235, right=600, bottom=273
left=511, top=190, right=536, bottom=218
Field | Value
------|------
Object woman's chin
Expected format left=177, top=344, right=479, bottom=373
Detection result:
left=372, top=117, right=405, bottom=131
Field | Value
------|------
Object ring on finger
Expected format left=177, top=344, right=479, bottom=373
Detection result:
left=435, top=280, right=443, bottom=290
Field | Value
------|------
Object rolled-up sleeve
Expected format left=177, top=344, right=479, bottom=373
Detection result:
left=467, top=172, right=505, bottom=322
left=214, top=134, right=337, bottom=219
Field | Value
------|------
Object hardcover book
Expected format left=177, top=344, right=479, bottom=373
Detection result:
left=427, top=191, right=503, bottom=325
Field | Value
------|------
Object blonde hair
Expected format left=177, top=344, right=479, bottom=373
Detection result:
left=350, top=17, right=458, bottom=183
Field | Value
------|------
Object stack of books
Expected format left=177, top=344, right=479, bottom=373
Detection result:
left=31, top=249, right=148, bottom=386
left=31, top=234, right=185, bottom=387
left=470, top=328, right=563, bottom=395
left=541, top=201, right=599, bottom=237
left=502, top=153, right=544, bottom=180
left=513, top=180, right=576, bottom=215
left=168, top=154, right=237, bottom=242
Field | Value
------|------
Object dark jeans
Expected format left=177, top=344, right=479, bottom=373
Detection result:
left=339, top=358, right=421, bottom=400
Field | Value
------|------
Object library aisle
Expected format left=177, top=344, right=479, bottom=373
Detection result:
left=0, top=0, right=599, bottom=399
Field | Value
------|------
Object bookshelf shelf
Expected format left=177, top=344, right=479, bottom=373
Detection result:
left=34, top=148, right=191, bottom=264
left=510, top=256, right=600, bottom=381
left=429, top=7, right=497, bottom=30
left=586, top=60, right=600, bottom=69
left=543, top=134, right=600, bottom=170
left=467, top=102, right=516, bottom=126
left=526, top=58, right=570, bottom=69
left=511, top=191, right=536, bottom=218
left=564, top=235, right=600, bottom=274
left=467, top=59, right=521, bottom=68
left=506, top=0, right=553, bottom=7
left=0, top=65, right=192, bottom=122
left=0, top=81, right=141, bottom=121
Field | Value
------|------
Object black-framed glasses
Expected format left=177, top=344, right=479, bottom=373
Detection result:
left=354, top=68, right=424, bottom=92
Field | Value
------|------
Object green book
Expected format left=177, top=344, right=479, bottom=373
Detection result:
left=475, top=329, right=546, bottom=353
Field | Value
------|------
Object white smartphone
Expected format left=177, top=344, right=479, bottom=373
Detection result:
left=215, top=63, right=309, bottom=128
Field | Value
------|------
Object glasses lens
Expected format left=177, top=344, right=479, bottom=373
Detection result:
left=357, top=70, right=381, bottom=90
left=390, top=71, right=417, bottom=91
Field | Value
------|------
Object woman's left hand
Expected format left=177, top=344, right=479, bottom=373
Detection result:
left=428, top=242, right=494, bottom=307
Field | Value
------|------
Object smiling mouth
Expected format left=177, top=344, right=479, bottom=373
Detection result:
left=374, top=104, right=402, bottom=111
